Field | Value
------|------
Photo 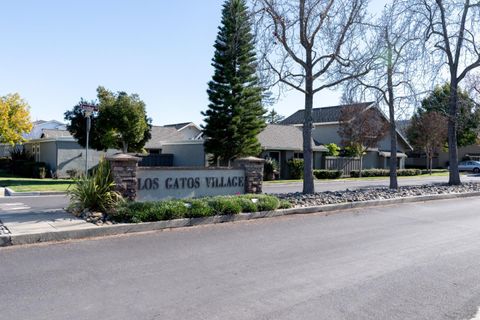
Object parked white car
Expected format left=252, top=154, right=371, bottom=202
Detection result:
left=458, top=161, right=480, bottom=173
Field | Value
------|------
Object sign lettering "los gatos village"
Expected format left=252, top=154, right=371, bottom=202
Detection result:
left=136, top=168, right=246, bottom=201
left=138, top=176, right=245, bottom=191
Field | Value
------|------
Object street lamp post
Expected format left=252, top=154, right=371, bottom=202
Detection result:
left=80, top=103, right=98, bottom=176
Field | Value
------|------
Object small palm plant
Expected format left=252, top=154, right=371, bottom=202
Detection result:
left=68, top=158, right=123, bottom=213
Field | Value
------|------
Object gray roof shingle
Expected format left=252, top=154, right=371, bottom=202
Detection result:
left=257, top=124, right=326, bottom=151
left=41, top=129, right=73, bottom=139
left=163, top=122, right=194, bottom=130
left=144, top=126, right=186, bottom=149
left=281, top=102, right=375, bottom=125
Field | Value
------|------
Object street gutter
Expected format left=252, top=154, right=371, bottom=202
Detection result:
left=1, top=191, right=480, bottom=247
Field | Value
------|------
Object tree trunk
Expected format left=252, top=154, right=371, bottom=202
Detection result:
left=386, top=48, right=398, bottom=190
left=303, top=85, right=315, bottom=194
left=359, top=156, right=363, bottom=178
left=302, top=66, right=315, bottom=194
left=448, top=81, right=461, bottom=185
left=425, top=152, right=430, bottom=175
left=122, top=141, right=128, bottom=154
left=430, top=156, right=433, bottom=175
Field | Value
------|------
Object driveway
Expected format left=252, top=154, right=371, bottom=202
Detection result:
left=2, top=197, right=480, bottom=319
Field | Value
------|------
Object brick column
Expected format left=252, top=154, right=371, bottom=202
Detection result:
left=107, top=154, right=141, bottom=200
left=233, top=157, right=265, bottom=194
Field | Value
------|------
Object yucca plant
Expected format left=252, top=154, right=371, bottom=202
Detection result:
left=68, top=158, right=123, bottom=213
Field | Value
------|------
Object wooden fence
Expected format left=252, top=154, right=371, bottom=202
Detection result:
left=324, top=156, right=361, bottom=176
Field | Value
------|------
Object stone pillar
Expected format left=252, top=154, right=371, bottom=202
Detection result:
left=234, top=157, right=265, bottom=194
left=107, top=154, right=141, bottom=200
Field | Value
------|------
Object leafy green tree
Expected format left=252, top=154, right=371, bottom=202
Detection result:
left=65, top=87, right=151, bottom=153
left=264, top=109, right=285, bottom=124
left=96, top=87, right=151, bottom=153
left=202, top=0, right=266, bottom=165
left=407, top=111, right=448, bottom=174
left=325, top=143, right=341, bottom=157
left=0, top=93, right=33, bottom=145
left=64, top=99, right=103, bottom=150
left=419, top=84, right=480, bottom=148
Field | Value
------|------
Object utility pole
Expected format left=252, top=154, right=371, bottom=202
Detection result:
left=79, top=103, right=98, bottom=176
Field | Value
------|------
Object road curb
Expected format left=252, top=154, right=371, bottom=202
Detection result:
left=1, top=191, right=480, bottom=247
left=4, top=187, right=67, bottom=197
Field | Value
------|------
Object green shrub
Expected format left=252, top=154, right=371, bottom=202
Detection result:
left=256, top=195, right=280, bottom=211
left=33, top=162, right=47, bottom=179
left=398, top=169, right=422, bottom=176
left=264, top=159, right=279, bottom=181
left=287, top=159, right=304, bottom=179
left=0, top=158, right=11, bottom=170
left=349, top=169, right=422, bottom=178
left=108, top=194, right=285, bottom=223
left=326, top=143, right=341, bottom=157
left=420, top=169, right=448, bottom=175
left=279, top=200, right=293, bottom=209
left=185, top=199, right=214, bottom=218
left=66, top=169, right=83, bottom=179
left=153, top=200, right=189, bottom=220
left=234, top=197, right=258, bottom=213
left=68, top=158, right=123, bottom=213
left=123, top=202, right=156, bottom=222
left=208, top=197, right=242, bottom=215
left=313, top=169, right=342, bottom=179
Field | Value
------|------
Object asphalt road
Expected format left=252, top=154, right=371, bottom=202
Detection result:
left=264, top=174, right=480, bottom=194
left=2, top=197, right=480, bottom=319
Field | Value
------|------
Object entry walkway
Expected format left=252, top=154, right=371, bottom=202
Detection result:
left=0, top=202, right=92, bottom=236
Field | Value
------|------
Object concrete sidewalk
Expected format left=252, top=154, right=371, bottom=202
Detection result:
left=0, top=208, right=94, bottom=237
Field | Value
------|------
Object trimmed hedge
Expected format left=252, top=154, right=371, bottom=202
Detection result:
left=313, top=170, right=342, bottom=179
left=350, top=169, right=422, bottom=178
left=420, top=169, right=448, bottom=175
left=112, top=194, right=286, bottom=223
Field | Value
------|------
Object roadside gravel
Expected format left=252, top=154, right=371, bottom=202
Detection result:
left=276, top=182, right=480, bottom=208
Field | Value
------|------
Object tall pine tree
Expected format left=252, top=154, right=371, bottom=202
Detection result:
left=202, top=0, right=266, bottom=166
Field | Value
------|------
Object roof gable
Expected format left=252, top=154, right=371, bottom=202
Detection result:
left=257, top=124, right=326, bottom=151
left=281, top=102, right=375, bottom=125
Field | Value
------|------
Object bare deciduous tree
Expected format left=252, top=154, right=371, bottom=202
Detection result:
left=343, top=0, right=424, bottom=189
left=338, top=105, right=388, bottom=177
left=407, top=111, right=448, bottom=174
left=420, top=0, right=480, bottom=185
left=253, top=0, right=369, bottom=194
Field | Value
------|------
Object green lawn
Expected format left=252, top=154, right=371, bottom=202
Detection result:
left=0, top=177, right=73, bottom=192
left=264, top=172, right=451, bottom=184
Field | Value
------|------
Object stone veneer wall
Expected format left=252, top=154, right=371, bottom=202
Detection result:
left=233, top=157, right=265, bottom=194
left=108, top=154, right=265, bottom=200
left=107, top=154, right=141, bottom=200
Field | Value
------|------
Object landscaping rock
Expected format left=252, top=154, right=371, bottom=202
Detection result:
left=0, top=221, right=10, bottom=235
left=276, top=183, right=480, bottom=208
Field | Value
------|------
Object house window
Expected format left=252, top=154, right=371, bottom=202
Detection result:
left=267, top=151, right=280, bottom=163
left=294, top=152, right=303, bottom=159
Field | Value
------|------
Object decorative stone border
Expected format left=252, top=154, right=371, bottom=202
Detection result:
left=1, top=191, right=479, bottom=247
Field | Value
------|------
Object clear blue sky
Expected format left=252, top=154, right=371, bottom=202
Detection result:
left=0, top=0, right=386, bottom=126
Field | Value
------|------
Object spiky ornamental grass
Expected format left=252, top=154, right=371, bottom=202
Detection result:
left=68, top=158, right=123, bottom=213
